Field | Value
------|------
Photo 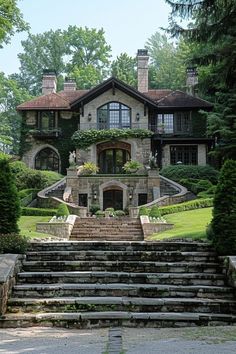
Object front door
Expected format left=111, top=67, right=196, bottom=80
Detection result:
left=103, top=189, right=123, bottom=210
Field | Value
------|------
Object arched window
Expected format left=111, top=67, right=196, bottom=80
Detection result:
left=97, top=102, right=131, bottom=129
left=35, top=148, right=59, bottom=172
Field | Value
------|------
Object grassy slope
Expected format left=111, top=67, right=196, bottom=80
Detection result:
left=19, top=216, right=51, bottom=238
left=150, top=207, right=212, bottom=241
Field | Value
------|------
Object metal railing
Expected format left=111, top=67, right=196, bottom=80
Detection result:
left=30, top=128, right=62, bottom=137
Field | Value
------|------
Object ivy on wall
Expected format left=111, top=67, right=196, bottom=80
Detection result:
left=72, top=128, right=154, bottom=149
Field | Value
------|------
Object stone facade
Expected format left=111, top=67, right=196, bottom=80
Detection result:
left=66, top=172, right=160, bottom=210
left=81, top=88, right=148, bottom=130
left=161, top=143, right=207, bottom=167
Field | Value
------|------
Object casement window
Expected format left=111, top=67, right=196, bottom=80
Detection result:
left=157, top=114, right=174, bottom=133
left=175, top=112, right=191, bottom=133
left=99, top=148, right=130, bottom=174
left=37, top=111, right=56, bottom=130
left=170, top=145, right=198, bottom=165
left=97, top=102, right=131, bottom=129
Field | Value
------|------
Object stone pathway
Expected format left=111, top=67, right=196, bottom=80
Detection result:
left=0, top=326, right=236, bottom=353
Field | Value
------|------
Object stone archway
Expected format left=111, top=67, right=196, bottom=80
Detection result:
left=26, top=144, right=61, bottom=172
left=99, top=180, right=128, bottom=210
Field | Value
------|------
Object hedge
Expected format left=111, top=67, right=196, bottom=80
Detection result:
left=21, top=207, right=57, bottom=216
left=160, top=165, right=219, bottom=184
left=159, top=198, right=213, bottom=216
left=0, top=233, right=29, bottom=254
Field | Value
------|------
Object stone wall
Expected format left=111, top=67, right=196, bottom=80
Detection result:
left=140, top=216, right=173, bottom=238
left=66, top=172, right=160, bottom=210
left=0, top=254, right=21, bottom=316
left=36, top=215, right=77, bottom=238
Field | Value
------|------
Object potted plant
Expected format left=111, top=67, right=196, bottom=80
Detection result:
left=80, top=162, right=99, bottom=175
left=122, top=160, right=143, bottom=174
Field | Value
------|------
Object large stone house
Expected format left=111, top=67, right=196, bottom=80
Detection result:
left=17, top=50, right=213, bottom=210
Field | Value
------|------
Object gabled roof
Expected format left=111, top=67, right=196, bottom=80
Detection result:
left=69, top=77, right=158, bottom=109
left=17, top=77, right=213, bottom=111
left=157, top=90, right=213, bottom=109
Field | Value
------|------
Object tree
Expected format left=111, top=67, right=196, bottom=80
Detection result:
left=0, top=153, right=21, bottom=234
left=16, top=26, right=112, bottom=94
left=65, top=26, right=111, bottom=88
left=165, top=0, right=236, bottom=162
left=111, top=53, right=137, bottom=87
left=209, top=160, right=236, bottom=254
left=145, top=32, right=189, bottom=90
left=0, top=72, right=32, bottom=154
left=17, top=30, right=66, bottom=95
left=0, top=0, right=28, bottom=47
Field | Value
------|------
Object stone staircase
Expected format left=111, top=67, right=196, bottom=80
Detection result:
left=1, top=241, right=236, bottom=328
left=70, top=218, right=144, bottom=241
left=45, top=182, right=66, bottom=199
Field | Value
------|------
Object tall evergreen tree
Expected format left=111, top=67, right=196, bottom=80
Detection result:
left=209, top=159, right=236, bottom=254
left=165, top=0, right=236, bottom=163
left=0, top=154, right=21, bottom=234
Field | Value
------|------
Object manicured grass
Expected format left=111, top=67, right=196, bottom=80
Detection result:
left=150, top=207, right=213, bottom=241
left=18, top=216, right=51, bottom=238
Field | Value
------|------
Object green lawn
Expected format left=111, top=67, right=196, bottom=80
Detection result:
left=150, top=207, right=213, bottom=241
left=18, top=216, right=51, bottom=238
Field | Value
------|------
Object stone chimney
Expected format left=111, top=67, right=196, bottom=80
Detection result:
left=186, top=67, right=198, bottom=96
left=42, top=70, right=57, bottom=95
left=64, top=78, right=77, bottom=91
left=137, top=49, right=149, bottom=93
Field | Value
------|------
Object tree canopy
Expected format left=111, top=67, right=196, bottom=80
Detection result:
left=0, top=0, right=28, bottom=47
left=165, top=0, right=236, bottom=163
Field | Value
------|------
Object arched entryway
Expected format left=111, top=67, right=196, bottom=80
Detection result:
left=35, top=147, right=59, bottom=172
left=103, top=188, right=123, bottom=210
left=97, top=141, right=131, bottom=174
left=99, top=180, right=128, bottom=210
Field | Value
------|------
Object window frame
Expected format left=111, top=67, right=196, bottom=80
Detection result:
left=97, top=102, right=131, bottom=130
left=170, top=145, right=198, bottom=165
left=37, top=111, right=56, bottom=131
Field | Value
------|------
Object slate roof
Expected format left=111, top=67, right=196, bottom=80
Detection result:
left=17, top=77, right=213, bottom=111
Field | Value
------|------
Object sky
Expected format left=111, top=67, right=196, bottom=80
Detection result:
left=0, top=0, right=173, bottom=75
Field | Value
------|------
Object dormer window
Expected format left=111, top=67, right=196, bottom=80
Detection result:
left=97, top=102, right=131, bottom=129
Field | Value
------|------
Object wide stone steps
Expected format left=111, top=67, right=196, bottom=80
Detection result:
left=22, top=259, right=222, bottom=273
left=25, top=250, right=217, bottom=263
left=17, top=271, right=225, bottom=286
left=70, top=219, right=144, bottom=241
left=28, top=241, right=213, bottom=253
left=2, top=312, right=236, bottom=328
left=8, top=297, right=236, bottom=315
left=11, top=283, right=235, bottom=300
left=2, top=241, right=236, bottom=329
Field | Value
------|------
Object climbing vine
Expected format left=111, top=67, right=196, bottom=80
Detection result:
left=72, top=128, right=153, bottom=149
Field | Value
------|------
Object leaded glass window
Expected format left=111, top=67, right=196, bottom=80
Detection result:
left=97, top=102, right=131, bottom=129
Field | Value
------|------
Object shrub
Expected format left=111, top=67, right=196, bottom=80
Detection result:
left=161, top=165, right=219, bottom=184
left=90, top=204, right=100, bottom=215
left=209, top=160, right=236, bottom=255
left=159, top=198, right=213, bottom=216
left=115, top=210, right=126, bottom=217
left=0, top=233, right=29, bottom=254
left=0, top=154, right=21, bottom=234
left=95, top=210, right=105, bottom=217
left=198, top=185, right=216, bottom=198
left=149, top=206, right=161, bottom=218
left=18, top=188, right=39, bottom=199
left=21, top=207, right=57, bottom=216
left=139, top=206, right=150, bottom=216
left=10, top=160, right=62, bottom=190
left=56, top=203, right=70, bottom=218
